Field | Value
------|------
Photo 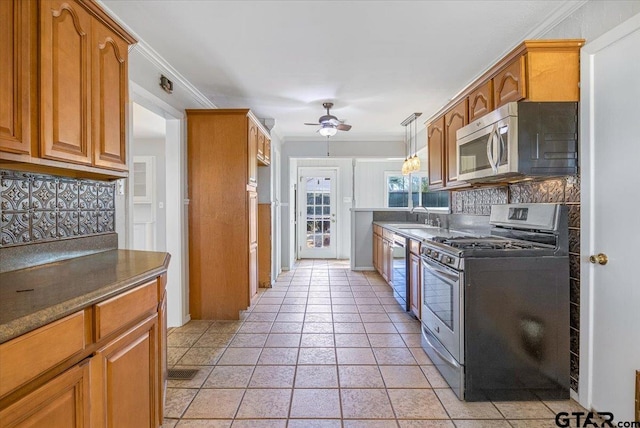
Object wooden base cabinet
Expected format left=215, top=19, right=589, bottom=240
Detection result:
left=409, top=251, right=421, bottom=319
left=258, top=204, right=272, bottom=287
left=0, top=362, right=90, bottom=428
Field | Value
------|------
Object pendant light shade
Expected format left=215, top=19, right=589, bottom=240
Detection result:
left=400, top=112, right=422, bottom=175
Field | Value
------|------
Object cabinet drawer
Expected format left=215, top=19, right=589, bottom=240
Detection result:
left=409, top=239, right=421, bottom=255
left=95, top=280, right=158, bottom=340
left=0, top=311, right=86, bottom=397
left=373, top=225, right=382, bottom=235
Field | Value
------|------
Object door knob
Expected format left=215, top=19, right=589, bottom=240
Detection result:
left=589, top=253, right=608, bottom=265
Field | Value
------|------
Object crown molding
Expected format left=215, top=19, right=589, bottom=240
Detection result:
left=96, top=1, right=216, bottom=109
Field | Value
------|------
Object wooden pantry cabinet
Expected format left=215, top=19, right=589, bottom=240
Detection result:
left=0, top=0, right=135, bottom=179
left=187, top=109, right=270, bottom=319
left=0, top=275, right=167, bottom=428
left=426, top=39, right=584, bottom=190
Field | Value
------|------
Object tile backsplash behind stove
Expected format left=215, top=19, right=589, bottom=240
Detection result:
left=0, top=170, right=115, bottom=247
left=452, top=175, right=581, bottom=392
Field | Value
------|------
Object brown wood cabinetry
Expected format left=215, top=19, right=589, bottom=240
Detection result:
left=425, top=39, right=583, bottom=190
left=0, top=0, right=135, bottom=179
left=263, top=138, right=271, bottom=165
left=257, top=128, right=271, bottom=166
left=427, top=117, right=445, bottom=190
left=187, top=109, right=268, bottom=319
left=0, top=0, right=37, bottom=158
left=258, top=204, right=272, bottom=287
left=409, top=243, right=421, bottom=319
left=0, top=273, right=167, bottom=428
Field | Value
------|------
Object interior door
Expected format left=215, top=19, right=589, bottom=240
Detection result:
left=298, top=168, right=337, bottom=259
left=581, top=16, right=640, bottom=421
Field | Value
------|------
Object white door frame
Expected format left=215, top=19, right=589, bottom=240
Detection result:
left=129, top=81, right=189, bottom=327
left=578, top=12, right=640, bottom=411
left=297, top=167, right=339, bottom=259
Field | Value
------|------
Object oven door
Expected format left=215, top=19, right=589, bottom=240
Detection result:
left=421, top=256, right=464, bottom=363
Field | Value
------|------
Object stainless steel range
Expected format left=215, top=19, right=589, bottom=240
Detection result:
left=420, top=203, right=569, bottom=401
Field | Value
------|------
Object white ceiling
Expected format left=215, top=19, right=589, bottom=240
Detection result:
left=103, top=0, right=583, bottom=143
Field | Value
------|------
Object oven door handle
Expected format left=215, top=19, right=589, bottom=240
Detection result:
left=423, top=326, right=461, bottom=369
left=422, top=258, right=459, bottom=283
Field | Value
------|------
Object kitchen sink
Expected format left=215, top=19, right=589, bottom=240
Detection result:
left=386, top=223, right=440, bottom=229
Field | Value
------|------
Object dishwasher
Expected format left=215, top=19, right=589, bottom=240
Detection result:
left=390, top=233, right=409, bottom=311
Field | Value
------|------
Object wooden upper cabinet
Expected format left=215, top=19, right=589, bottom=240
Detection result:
left=264, top=137, right=271, bottom=165
left=92, top=18, right=129, bottom=171
left=247, top=119, right=258, bottom=185
left=494, top=56, right=526, bottom=108
left=444, top=101, right=467, bottom=187
left=0, top=0, right=37, bottom=157
left=468, top=81, right=493, bottom=122
left=40, top=0, right=93, bottom=166
left=257, top=130, right=265, bottom=162
left=427, top=117, right=445, bottom=189
left=257, top=129, right=271, bottom=166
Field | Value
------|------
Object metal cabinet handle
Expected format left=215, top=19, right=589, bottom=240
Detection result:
left=589, top=253, right=608, bottom=265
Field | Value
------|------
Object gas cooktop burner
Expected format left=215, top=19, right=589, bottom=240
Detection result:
left=432, top=236, right=539, bottom=250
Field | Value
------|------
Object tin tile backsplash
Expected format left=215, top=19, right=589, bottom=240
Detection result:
left=0, top=170, right=115, bottom=247
left=452, top=175, right=581, bottom=392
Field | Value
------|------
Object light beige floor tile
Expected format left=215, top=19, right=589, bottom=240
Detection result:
left=176, top=420, right=232, bottom=427
left=183, top=389, right=245, bottom=419
left=300, top=333, right=335, bottom=347
left=338, top=365, right=385, bottom=388
left=492, top=401, right=555, bottom=419
left=388, top=312, right=418, bottom=323
left=398, top=421, right=455, bottom=427
left=435, top=389, right=502, bottom=419
left=542, top=399, right=587, bottom=413
left=409, top=348, right=433, bottom=365
left=193, top=333, right=235, bottom=348
left=172, top=320, right=213, bottom=335
left=452, top=421, right=510, bottom=428
left=335, top=333, right=371, bottom=347
left=249, top=365, right=295, bottom=388
left=297, top=347, right=336, bottom=365
left=385, top=304, right=406, bottom=313
left=401, top=333, right=423, bottom=347
left=304, top=312, right=333, bottom=322
left=380, top=365, right=431, bottom=388
left=230, top=420, right=286, bottom=428
left=269, top=322, right=303, bottom=333
left=168, top=333, right=203, bottom=348
left=252, top=304, right=281, bottom=313
left=265, top=333, right=301, bottom=347
left=287, top=419, right=341, bottom=428
left=388, top=389, right=449, bottom=419
left=208, top=321, right=244, bottom=334
left=290, top=389, right=342, bottom=418
left=368, top=333, right=407, bottom=347
left=308, top=297, right=332, bottom=305
left=168, top=347, right=189, bottom=366
left=178, top=347, right=224, bottom=366
left=164, top=388, right=198, bottom=419
left=341, top=389, right=395, bottom=419
left=358, top=304, right=387, bottom=313
left=163, top=418, right=179, bottom=428
left=275, top=312, right=305, bottom=322
left=216, top=347, right=262, bottom=365
left=229, top=333, right=268, bottom=347
left=374, top=347, right=418, bottom=365
left=257, top=347, right=299, bottom=365
left=168, top=366, right=213, bottom=389
left=306, top=304, right=333, bottom=313
left=258, top=297, right=284, bottom=305
left=334, top=322, right=366, bottom=333
left=508, top=420, right=559, bottom=428
left=394, top=322, right=421, bottom=334
left=332, top=297, right=357, bottom=305
left=244, top=312, right=278, bottom=322
left=421, top=366, right=450, bottom=388
left=333, top=313, right=362, bottom=323
left=203, top=366, right=254, bottom=388
left=303, top=322, right=334, bottom=333
left=332, top=304, right=359, bottom=313
left=279, top=304, right=306, bottom=313
left=283, top=297, right=308, bottom=305
left=355, top=297, right=382, bottom=305
left=343, top=420, right=399, bottom=428
left=238, top=321, right=273, bottom=333
left=235, top=388, right=291, bottom=418
left=295, top=365, right=339, bottom=388
left=336, top=347, right=377, bottom=365
left=364, top=322, right=399, bottom=334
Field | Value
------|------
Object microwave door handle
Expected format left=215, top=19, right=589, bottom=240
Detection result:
left=497, top=126, right=506, bottom=166
left=486, top=125, right=498, bottom=172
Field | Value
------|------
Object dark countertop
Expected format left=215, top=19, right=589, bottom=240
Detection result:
left=0, top=250, right=170, bottom=344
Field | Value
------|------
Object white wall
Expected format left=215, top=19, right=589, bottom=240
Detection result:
left=354, top=159, right=404, bottom=208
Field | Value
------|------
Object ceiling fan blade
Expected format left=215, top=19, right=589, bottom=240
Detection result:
left=337, top=124, right=352, bottom=131
left=304, top=122, right=320, bottom=126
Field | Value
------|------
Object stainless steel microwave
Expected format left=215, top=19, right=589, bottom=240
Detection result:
left=456, top=102, right=578, bottom=182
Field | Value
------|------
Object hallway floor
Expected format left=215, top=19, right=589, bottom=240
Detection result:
left=163, top=259, right=584, bottom=427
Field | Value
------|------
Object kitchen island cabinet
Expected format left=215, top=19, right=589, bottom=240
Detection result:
left=0, top=250, right=170, bottom=428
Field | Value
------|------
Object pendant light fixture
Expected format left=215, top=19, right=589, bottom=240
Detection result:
left=401, top=112, right=422, bottom=175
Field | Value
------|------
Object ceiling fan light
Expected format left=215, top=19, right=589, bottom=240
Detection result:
left=319, top=124, right=338, bottom=137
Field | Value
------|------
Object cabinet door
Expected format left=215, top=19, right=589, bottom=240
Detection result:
left=0, top=362, right=90, bottom=428
left=247, top=120, right=258, bottom=186
left=40, top=0, right=92, bottom=165
left=372, top=233, right=379, bottom=271
left=409, top=252, right=421, bottom=319
left=494, top=56, right=526, bottom=108
left=380, top=239, right=389, bottom=281
left=157, top=289, right=167, bottom=427
left=427, top=117, right=445, bottom=189
left=91, top=315, right=158, bottom=428
left=0, top=0, right=36, bottom=157
left=92, top=19, right=128, bottom=171
left=468, top=81, right=493, bottom=122
left=248, top=190, right=258, bottom=301
left=257, top=130, right=265, bottom=162
left=444, top=101, right=467, bottom=188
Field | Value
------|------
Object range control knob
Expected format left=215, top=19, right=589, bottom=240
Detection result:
left=426, top=249, right=431, bottom=255
left=446, top=256, right=453, bottom=264
left=433, top=252, right=439, bottom=258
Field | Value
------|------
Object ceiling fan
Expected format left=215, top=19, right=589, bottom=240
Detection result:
left=304, top=102, right=352, bottom=137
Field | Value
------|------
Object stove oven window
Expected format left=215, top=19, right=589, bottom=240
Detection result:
left=423, top=268, right=454, bottom=330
